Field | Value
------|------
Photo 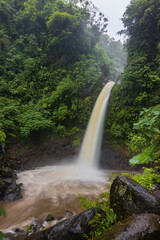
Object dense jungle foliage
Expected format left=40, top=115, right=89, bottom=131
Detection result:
left=108, top=0, right=160, bottom=164
left=0, top=0, right=126, bottom=147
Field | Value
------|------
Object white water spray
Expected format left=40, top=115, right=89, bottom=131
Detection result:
left=78, top=81, right=115, bottom=168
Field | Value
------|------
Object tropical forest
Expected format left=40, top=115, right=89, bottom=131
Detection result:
left=0, top=0, right=159, bottom=239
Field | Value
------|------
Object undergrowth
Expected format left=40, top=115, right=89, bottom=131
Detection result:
left=122, top=165, right=160, bottom=190
left=77, top=192, right=116, bottom=239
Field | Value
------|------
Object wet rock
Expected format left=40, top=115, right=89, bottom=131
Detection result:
left=100, top=145, right=141, bottom=171
left=12, top=236, right=26, bottom=240
left=3, top=182, right=22, bottom=202
left=151, top=183, right=160, bottom=192
left=0, top=154, right=23, bottom=202
left=0, top=156, right=22, bottom=202
left=3, top=178, right=13, bottom=185
left=25, top=207, right=96, bottom=240
left=0, top=154, right=24, bottom=171
left=30, top=219, right=45, bottom=232
left=0, top=180, right=7, bottom=199
left=4, top=229, right=26, bottom=240
left=110, top=175, right=160, bottom=220
left=0, top=167, right=13, bottom=178
left=65, top=210, right=74, bottom=217
left=154, top=190, right=160, bottom=202
left=56, top=216, right=65, bottom=221
left=14, top=228, right=26, bottom=234
left=45, top=214, right=55, bottom=222
left=98, top=213, right=160, bottom=240
left=0, top=180, right=6, bottom=189
left=151, top=184, right=160, bottom=202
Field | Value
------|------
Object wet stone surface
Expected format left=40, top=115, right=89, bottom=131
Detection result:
left=99, top=213, right=160, bottom=240
left=110, top=175, right=160, bottom=220
left=0, top=155, right=23, bottom=202
left=23, top=208, right=96, bottom=240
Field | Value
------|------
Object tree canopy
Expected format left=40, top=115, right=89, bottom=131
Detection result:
left=0, top=0, right=126, bottom=146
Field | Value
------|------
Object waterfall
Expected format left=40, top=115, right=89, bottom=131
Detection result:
left=78, top=81, right=115, bottom=168
left=0, top=82, right=114, bottom=232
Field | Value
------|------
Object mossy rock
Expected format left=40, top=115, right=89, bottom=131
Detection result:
left=110, top=175, right=160, bottom=220
left=98, top=213, right=160, bottom=240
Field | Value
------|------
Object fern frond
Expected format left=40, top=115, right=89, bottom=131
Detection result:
left=77, top=194, right=95, bottom=210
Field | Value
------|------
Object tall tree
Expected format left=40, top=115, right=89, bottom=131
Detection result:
left=108, top=0, right=160, bottom=142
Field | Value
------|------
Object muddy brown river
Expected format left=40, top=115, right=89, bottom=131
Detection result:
left=0, top=163, right=111, bottom=232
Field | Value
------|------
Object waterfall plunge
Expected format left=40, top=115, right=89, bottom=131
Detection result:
left=78, top=81, right=115, bottom=168
left=0, top=82, right=115, bottom=232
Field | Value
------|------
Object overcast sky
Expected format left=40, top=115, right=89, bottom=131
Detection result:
left=91, top=0, right=131, bottom=42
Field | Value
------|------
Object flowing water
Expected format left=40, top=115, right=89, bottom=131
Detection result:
left=78, top=81, right=115, bottom=167
left=0, top=82, right=115, bottom=232
left=0, top=165, right=110, bottom=232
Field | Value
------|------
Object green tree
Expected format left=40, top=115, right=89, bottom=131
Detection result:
left=0, top=0, right=112, bottom=144
left=108, top=0, right=160, bottom=143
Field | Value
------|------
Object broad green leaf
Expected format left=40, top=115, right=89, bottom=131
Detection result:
left=129, top=143, right=159, bottom=165
left=154, top=150, right=160, bottom=158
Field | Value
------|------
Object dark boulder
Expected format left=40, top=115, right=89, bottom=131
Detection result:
left=0, top=154, right=23, bottom=171
left=25, top=207, right=96, bottom=240
left=0, top=167, right=13, bottom=178
left=0, top=155, right=23, bottom=202
left=2, top=182, right=22, bottom=202
left=4, top=229, right=26, bottom=240
left=0, top=178, right=22, bottom=202
left=0, top=180, right=6, bottom=193
left=110, top=175, right=160, bottom=220
left=4, top=178, right=13, bottom=185
left=98, top=213, right=160, bottom=240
